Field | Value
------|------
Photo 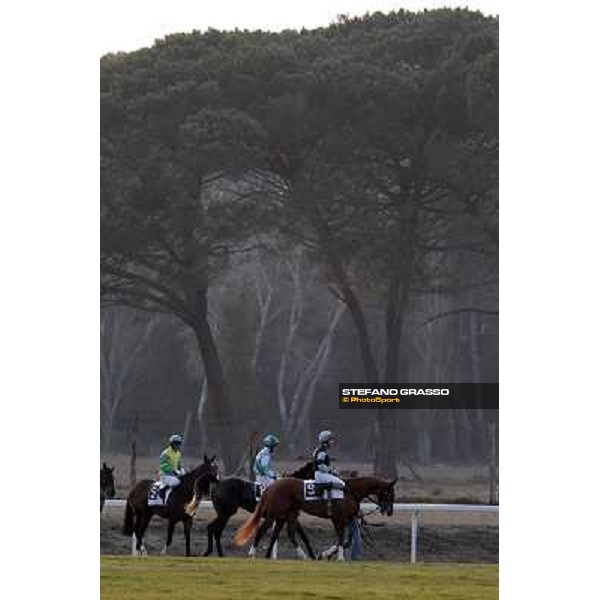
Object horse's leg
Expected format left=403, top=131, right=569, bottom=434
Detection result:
left=203, top=515, right=217, bottom=557
left=318, top=513, right=343, bottom=561
left=271, top=522, right=279, bottom=559
left=213, top=513, right=231, bottom=558
left=161, top=519, right=176, bottom=555
left=131, top=509, right=141, bottom=555
left=135, top=511, right=152, bottom=555
left=286, top=518, right=308, bottom=560
left=130, top=510, right=137, bottom=555
left=295, top=520, right=315, bottom=560
left=249, top=517, right=273, bottom=557
left=266, top=518, right=285, bottom=559
left=334, top=518, right=346, bottom=562
left=183, top=516, right=192, bottom=557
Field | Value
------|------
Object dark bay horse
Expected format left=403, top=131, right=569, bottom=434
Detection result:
left=186, top=461, right=316, bottom=558
left=234, top=476, right=396, bottom=560
left=122, top=455, right=218, bottom=556
left=100, top=463, right=116, bottom=512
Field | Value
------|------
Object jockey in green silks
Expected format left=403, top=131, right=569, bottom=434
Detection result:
left=253, top=434, right=280, bottom=489
left=159, top=433, right=185, bottom=492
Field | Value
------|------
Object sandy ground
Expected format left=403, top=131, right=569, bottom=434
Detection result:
left=101, top=453, right=498, bottom=562
left=100, top=504, right=498, bottom=562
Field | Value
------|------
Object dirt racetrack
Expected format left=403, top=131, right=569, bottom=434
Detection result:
left=101, top=503, right=498, bottom=562
left=101, top=456, right=498, bottom=562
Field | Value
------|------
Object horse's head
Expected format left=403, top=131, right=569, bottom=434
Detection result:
left=203, top=454, right=220, bottom=485
left=184, top=455, right=219, bottom=517
left=348, top=476, right=396, bottom=516
left=100, top=463, right=116, bottom=499
left=189, top=455, right=219, bottom=493
left=375, top=478, right=396, bottom=516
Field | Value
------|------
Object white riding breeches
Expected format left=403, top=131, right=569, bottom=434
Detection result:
left=160, top=475, right=181, bottom=488
left=256, top=475, right=276, bottom=489
left=315, top=471, right=345, bottom=490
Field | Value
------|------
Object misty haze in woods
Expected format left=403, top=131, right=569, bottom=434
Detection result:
left=101, top=8, right=498, bottom=477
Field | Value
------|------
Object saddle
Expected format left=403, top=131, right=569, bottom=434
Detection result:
left=304, top=480, right=344, bottom=501
left=148, top=481, right=172, bottom=506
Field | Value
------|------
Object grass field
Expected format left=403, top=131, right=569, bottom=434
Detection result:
left=101, top=556, right=498, bottom=600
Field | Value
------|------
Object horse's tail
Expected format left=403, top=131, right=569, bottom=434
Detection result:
left=234, top=497, right=265, bottom=546
left=122, top=499, right=135, bottom=536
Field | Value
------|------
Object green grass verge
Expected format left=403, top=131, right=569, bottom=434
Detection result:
left=101, top=556, right=498, bottom=600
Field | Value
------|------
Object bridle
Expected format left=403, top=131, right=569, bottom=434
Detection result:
left=361, top=494, right=387, bottom=517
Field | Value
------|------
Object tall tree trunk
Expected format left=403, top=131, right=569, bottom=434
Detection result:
left=375, top=276, right=411, bottom=478
left=317, top=220, right=380, bottom=382
left=196, top=377, right=208, bottom=456
left=129, top=412, right=138, bottom=487
left=191, top=289, right=236, bottom=472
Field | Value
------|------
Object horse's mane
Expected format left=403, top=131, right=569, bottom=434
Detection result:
left=289, top=460, right=314, bottom=478
left=346, top=476, right=395, bottom=490
left=346, top=476, right=388, bottom=484
left=180, top=462, right=211, bottom=482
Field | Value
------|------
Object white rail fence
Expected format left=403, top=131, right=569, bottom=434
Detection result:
left=104, top=500, right=499, bottom=563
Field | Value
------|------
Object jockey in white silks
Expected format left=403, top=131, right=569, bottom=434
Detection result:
left=313, top=430, right=345, bottom=490
left=313, top=430, right=346, bottom=561
left=253, top=434, right=280, bottom=489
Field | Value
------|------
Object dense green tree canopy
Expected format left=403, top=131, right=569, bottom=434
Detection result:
left=101, top=8, right=498, bottom=473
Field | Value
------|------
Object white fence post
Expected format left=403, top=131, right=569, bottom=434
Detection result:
left=410, top=509, right=419, bottom=564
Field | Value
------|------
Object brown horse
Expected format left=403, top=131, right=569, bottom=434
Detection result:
left=122, top=455, right=218, bottom=556
left=234, top=476, right=396, bottom=560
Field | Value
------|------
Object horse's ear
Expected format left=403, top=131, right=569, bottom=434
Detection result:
left=390, top=478, right=397, bottom=487
left=203, top=454, right=209, bottom=464
left=110, top=467, right=115, bottom=472
left=211, top=455, right=216, bottom=463
left=103, top=462, right=107, bottom=469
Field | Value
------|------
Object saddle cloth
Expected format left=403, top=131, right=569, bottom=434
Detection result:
left=303, top=480, right=344, bottom=501
left=254, top=482, right=264, bottom=501
left=148, top=482, right=172, bottom=506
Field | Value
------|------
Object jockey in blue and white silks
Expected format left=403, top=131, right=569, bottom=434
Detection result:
left=313, top=430, right=345, bottom=490
left=253, top=434, right=280, bottom=489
